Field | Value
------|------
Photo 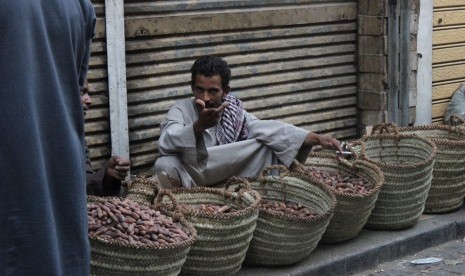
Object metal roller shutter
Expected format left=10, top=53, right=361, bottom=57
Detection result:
left=87, top=0, right=358, bottom=173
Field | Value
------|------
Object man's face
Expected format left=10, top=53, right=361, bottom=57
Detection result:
left=192, top=74, right=229, bottom=109
left=81, top=80, right=92, bottom=111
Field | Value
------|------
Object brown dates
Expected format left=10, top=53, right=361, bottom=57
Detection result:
left=88, top=198, right=192, bottom=247
left=260, top=199, right=317, bottom=219
left=309, top=168, right=373, bottom=195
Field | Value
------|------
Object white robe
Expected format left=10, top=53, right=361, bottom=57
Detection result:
left=154, top=98, right=310, bottom=187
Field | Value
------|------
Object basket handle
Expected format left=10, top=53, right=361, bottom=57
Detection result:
left=224, top=176, right=252, bottom=192
left=259, top=164, right=290, bottom=178
left=124, top=174, right=160, bottom=189
left=224, top=176, right=256, bottom=203
left=290, top=160, right=307, bottom=175
left=371, top=123, right=399, bottom=136
left=153, top=189, right=178, bottom=213
left=259, top=164, right=291, bottom=202
left=450, top=125, right=465, bottom=136
left=350, top=140, right=368, bottom=160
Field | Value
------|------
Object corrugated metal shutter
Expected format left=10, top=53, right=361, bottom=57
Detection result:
left=88, top=0, right=358, bottom=173
left=86, top=0, right=111, bottom=169
left=432, top=0, right=465, bottom=123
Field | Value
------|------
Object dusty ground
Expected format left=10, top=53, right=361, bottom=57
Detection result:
left=353, top=239, right=465, bottom=276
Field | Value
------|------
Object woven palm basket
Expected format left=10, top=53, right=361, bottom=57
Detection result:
left=88, top=192, right=196, bottom=276
left=123, top=175, right=159, bottom=205
left=158, top=177, right=261, bottom=276
left=398, top=123, right=465, bottom=213
left=360, top=123, right=437, bottom=230
left=296, top=152, right=384, bottom=243
left=244, top=165, right=336, bottom=266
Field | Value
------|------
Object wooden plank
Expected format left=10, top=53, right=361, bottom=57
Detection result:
left=85, top=134, right=110, bottom=147
left=124, top=23, right=356, bottom=52
left=432, top=81, right=465, bottom=100
left=84, top=121, right=109, bottom=134
left=244, top=86, right=357, bottom=111
left=131, top=62, right=355, bottom=93
left=95, top=18, right=106, bottom=39
left=432, top=44, right=465, bottom=64
left=126, top=43, right=356, bottom=79
left=318, top=128, right=358, bottom=141
left=123, top=0, right=348, bottom=15
left=90, top=42, right=106, bottom=54
left=106, top=0, right=130, bottom=162
left=130, top=140, right=158, bottom=155
left=127, top=75, right=356, bottom=108
left=85, top=80, right=108, bottom=94
left=432, top=101, right=450, bottom=118
left=434, top=0, right=465, bottom=8
left=84, top=91, right=108, bottom=106
left=252, top=96, right=356, bottom=119
left=126, top=57, right=356, bottom=92
left=299, top=118, right=358, bottom=135
left=129, top=128, right=159, bottom=142
left=84, top=108, right=108, bottom=120
left=87, top=67, right=107, bottom=80
left=89, top=56, right=107, bottom=67
left=128, top=85, right=357, bottom=118
left=237, top=76, right=357, bottom=101
left=284, top=107, right=357, bottom=126
left=432, top=63, right=465, bottom=82
left=433, top=27, right=465, bottom=45
left=124, top=3, right=357, bottom=37
left=88, top=146, right=111, bottom=162
left=433, top=10, right=465, bottom=27
left=128, top=70, right=357, bottom=117
left=125, top=33, right=356, bottom=66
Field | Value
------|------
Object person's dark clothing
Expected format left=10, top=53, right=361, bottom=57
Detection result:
left=85, top=146, right=121, bottom=196
left=0, top=1, right=96, bottom=275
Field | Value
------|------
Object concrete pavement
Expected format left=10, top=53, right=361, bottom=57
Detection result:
left=353, top=239, right=465, bottom=276
left=238, top=206, right=465, bottom=276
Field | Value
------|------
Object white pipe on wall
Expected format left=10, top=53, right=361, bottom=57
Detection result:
left=105, top=0, right=130, bottom=174
left=415, top=0, right=433, bottom=125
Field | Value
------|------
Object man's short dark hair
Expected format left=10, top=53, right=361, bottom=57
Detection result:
left=191, top=56, right=231, bottom=90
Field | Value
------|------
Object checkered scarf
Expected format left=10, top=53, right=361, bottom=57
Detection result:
left=216, top=94, right=249, bottom=145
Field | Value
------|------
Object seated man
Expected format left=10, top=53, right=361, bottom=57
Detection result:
left=154, top=56, right=342, bottom=188
left=81, top=80, right=131, bottom=196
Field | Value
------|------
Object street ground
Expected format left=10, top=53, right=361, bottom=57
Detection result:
left=239, top=207, right=465, bottom=276
left=352, top=239, right=465, bottom=276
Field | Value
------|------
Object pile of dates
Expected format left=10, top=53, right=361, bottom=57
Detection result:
left=309, top=167, right=373, bottom=195
left=179, top=203, right=237, bottom=214
left=260, top=199, right=318, bottom=219
left=88, top=198, right=192, bottom=247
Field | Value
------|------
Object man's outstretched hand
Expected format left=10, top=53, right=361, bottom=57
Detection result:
left=304, top=132, right=343, bottom=153
left=193, top=99, right=229, bottom=135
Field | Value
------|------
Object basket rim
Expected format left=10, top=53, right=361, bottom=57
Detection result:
left=398, top=125, right=465, bottom=146
left=359, top=134, right=437, bottom=170
left=122, top=175, right=159, bottom=189
left=245, top=170, right=337, bottom=223
left=304, top=153, right=385, bottom=198
left=166, top=186, right=261, bottom=219
left=87, top=195, right=197, bottom=250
